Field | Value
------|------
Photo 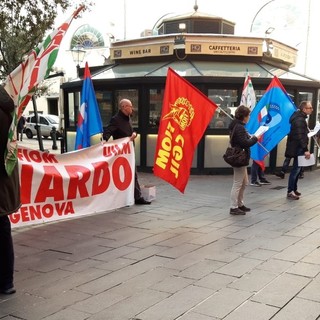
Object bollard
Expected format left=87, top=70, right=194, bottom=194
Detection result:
left=50, top=127, right=58, bottom=150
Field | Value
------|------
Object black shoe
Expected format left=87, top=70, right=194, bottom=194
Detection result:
left=1, top=287, right=16, bottom=295
left=299, top=173, right=304, bottom=179
left=275, top=171, right=285, bottom=179
left=294, top=190, right=301, bottom=196
left=238, top=205, right=251, bottom=212
left=230, top=207, right=246, bottom=215
left=259, top=180, right=271, bottom=185
left=135, top=197, right=151, bottom=205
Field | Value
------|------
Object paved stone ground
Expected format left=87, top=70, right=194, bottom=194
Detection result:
left=2, top=164, right=320, bottom=319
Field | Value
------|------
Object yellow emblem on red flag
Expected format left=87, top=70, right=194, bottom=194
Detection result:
left=154, top=68, right=218, bottom=193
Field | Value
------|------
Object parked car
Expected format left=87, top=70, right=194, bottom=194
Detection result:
left=24, top=114, right=61, bottom=139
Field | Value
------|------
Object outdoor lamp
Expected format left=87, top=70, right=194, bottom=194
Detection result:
left=71, top=44, right=86, bottom=77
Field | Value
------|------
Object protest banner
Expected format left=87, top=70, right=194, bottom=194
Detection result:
left=12, top=137, right=135, bottom=228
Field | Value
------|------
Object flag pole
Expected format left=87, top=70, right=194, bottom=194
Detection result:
left=217, top=106, right=233, bottom=120
left=32, top=96, right=45, bottom=152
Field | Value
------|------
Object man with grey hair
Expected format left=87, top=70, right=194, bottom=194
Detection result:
left=103, top=99, right=151, bottom=205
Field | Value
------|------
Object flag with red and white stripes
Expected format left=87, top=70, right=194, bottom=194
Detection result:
left=240, top=72, right=256, bottom=110
left=4, top=6, right=84, bottom=175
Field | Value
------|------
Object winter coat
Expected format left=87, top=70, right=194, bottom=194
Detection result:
left=0, top=86, right=21, bottom=216
left=103, top=110, right=133, bottom=141
left=285, top=110, right=309, bottom=158
left=229, top=119, right=258, bottom=158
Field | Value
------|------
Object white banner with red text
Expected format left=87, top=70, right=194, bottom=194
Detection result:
left=11, top=137, right=135, bottom=228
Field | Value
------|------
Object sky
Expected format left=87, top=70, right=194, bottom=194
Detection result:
left=55, top=0, right=320, bottom=80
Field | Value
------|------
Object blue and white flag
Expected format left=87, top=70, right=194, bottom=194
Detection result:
left=246, top=76, right=297, bottom=166
left=75, top=62, right=103, bottom=150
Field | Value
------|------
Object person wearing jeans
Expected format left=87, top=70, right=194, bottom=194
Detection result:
left=275, top=156, right=304, bottom=179
left=250, top=160, right=271, bottom=186
left=285, top=101, right=313, bottom=200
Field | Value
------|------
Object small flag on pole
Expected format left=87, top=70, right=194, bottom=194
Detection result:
left=240, top=72, right=256, bottom=109
left=75, top=62, right=103, bottom=150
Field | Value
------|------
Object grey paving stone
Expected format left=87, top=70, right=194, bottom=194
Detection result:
left=189, top=229, right=232, bottom=246
left=110, top=266, right=177, bottom=296
left=259, top=235, right=301, bottom=252
left=223, top=300, right=279, bottom=320
left=16, top=268, right=73, bottom=292
left=42, top=308, right=90, bottom=320
left=271, top=297, right=320, bottom=320
left=251, top=273, right=311, bottom=307
left=99, top=227, right=154, bottom=247
left=192, top=287, right=253, bottom=318
left=215, top=257, right=263, bottom=278
left=228, top=269, right=278, bottom=292
left=178, top=312, right=219, bottom=320
left=4, top=289, right=89, bottom=320
left=136, top=285, right=214, bottom=320
left=156, top=243, right=201, bottom=259
left=15, top=250, right=73, bottom=273
left=195, top=272, right=237, bottom=291
left=28, top=267, right=108, bottom=298
left=85, top=288, right=170, bottom=320
left=95, top=257, right=136, bottom=271
left=150, top=275, right=194, bottom=294
left=274, top=243, right=316, bottom=262
left=157, top=231, right=204, bottom=247
left=128, top=232, right=179, bottom=248
left=244, top=248, right=277, bottom=260
left=179, top=259, right=226, bottom=280
left=286, top=261, right=320, bottom=278
left=76, top=255, right=171, bottom=295
left=124, top=245, right=170, bottom=261
left=60, top=258, right=105, bottom=272
left=91, top=245, right=139, bottom=262
left=71, top=289, right=126, bottom=314
left=256, top=258, right=294, bottom=274
left=298, top=279, right=320, bottom=302
left=285, top=225, right=317, bottom=237
left=302, top=247, right=320, bottom=264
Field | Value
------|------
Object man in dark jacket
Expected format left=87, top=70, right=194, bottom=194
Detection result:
left=0, top=85, right=21, bottom=294
left=285, top=101, right=312, bottom=200
left=103, top=99, right=151, bottom=205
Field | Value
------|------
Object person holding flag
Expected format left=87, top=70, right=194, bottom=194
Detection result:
left=228, top=105, right=262, bottom=215
left=285, top=101, right=313, bottom=200
left=240, top=72, right=271, bottom=187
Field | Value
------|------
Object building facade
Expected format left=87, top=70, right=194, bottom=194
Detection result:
left=61, top=10, right=320, bottom=174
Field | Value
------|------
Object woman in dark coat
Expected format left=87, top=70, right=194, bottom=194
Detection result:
left=228, top=105, right=260, bottom=215
left=0, top=85, right=21, bottom=294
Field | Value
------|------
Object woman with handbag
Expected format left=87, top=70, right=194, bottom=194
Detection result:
left=228, top=105, right=260, bottom=215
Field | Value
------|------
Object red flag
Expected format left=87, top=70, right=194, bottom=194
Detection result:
left=154, top=68, right=217, bottom=193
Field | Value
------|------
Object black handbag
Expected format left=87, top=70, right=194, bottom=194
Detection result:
left=223, top=125, right=249, bottom=167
